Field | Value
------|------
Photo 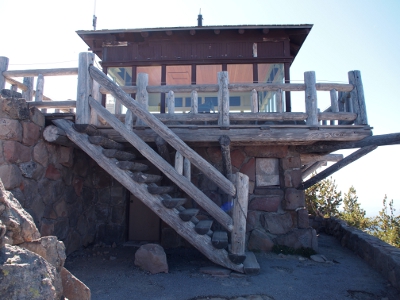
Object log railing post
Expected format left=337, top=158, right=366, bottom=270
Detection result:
left=0, top=57, right=9, bottom=90
left=191, top=90, right=198, bottom=114
left=304, top=71, right=318, bottom=126
left=330, top=89, right=339, bottom=125
left=167, top=90, right=175, bottom=114
left=35, top=74, right=45, bottom=112
left=250, top=89, right=258, bottom=113
left=22, top=77, right=34, bottom=102
left=276, top=88, right=283, bottom=113
left=218, top=71, right=230, bottom=128
left=348, top=70, right=368, bottom=125
left=175, top=151, right=184, bottom=175
left=229, top=172, right=249, bottom=263
left=135, top=73, right=149, bottom=127
left=183, top=157, right=191, bottom=181
left=91, top=79, right=102, bottom=125
left=76, top=52, right=95, bottom=124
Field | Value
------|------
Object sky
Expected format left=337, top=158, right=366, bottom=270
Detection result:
left=1, top=0, right=399, bottom=217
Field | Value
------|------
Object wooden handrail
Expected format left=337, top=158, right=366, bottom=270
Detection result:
left=88, top=97, right=234, bottom=231
left=89, top=65, right=237, bottom=197
left=3, top=68, right=78, bottom=77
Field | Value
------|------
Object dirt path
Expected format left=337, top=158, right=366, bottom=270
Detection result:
left=65, top=234, right=399, bottom=300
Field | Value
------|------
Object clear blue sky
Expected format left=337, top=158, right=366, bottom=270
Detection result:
left=1, top=0, right=399, bottom=216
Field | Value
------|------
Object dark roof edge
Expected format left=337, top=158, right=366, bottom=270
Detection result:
left=76, top=24, right=313, bottom=35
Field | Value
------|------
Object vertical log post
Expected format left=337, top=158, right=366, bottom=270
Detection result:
left=183, top=157, right=191, bottom=181
left=22, top=77, right=34, bottom=102
left=250, top=89, right=258, bottom=113
left=218, top=71, right=230, bottom=128
left=91, top=80, right=102, bottom=126
left=167, top=90, right=175, bottom=114
left=114, top=100, right=123, bottom=115
left=0, top=57, right=9, bottom=90
left=11, top=84, right=18, bottom=92
left=348, top=70, right=368, bottom=125
left=155, top=136, right=172, bottom=165
left=76, top=52, right=95, bottom=124
left=191, top=90, right=198, bottom=114
left=135, top=73, right=149, bottom=127
left=330, top=89, right=339, bottom=125
left=35, top=74, right=45, bottom=112
left=229, top=172, right=249, bottom=263
left=219, top=135, right=232, bottom=178
left=276, top=88, right=283, bottom=113
left=175, top=151, right=184, bottom=175
left=304, top=71, right=318, bottom=126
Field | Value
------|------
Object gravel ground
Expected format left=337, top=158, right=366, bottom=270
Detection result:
left=65, top=234, right=400, bottom=300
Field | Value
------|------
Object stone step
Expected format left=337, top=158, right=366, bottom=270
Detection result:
left=243, top=251, right=260, bottom=275
left=130, top=172, right=163, bottom=183
left=179, top=208, right=199, bottom=222
left=102, top=149, right=136, bottom=161
left=195, top=220, right=213, bottom=235
left=212, top=231, right=228, bottom=249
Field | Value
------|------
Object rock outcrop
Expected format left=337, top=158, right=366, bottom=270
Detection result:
left=135, top=243, right=169, bottom=274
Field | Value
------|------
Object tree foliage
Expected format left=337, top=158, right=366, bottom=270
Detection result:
left=339, top=186, right=370, bottom=230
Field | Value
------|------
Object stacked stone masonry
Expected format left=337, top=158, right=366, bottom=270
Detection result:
left=0, top=97, right=128, bottom=254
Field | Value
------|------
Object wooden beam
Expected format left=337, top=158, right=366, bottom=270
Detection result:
left=88, top=97, right=234, bottom=231
left=28, top=100, right=76, bottom=109
left=3, top=68, right=78, bottom=77
left=218, top=71, right=230, bottom=127
left=191, top=90, right=198, bottom=113
left=300, top=153, right=343, bottom=165
left=219, top=135, right=232, bottom=177
left=250, top=89, right=258, bottom=113
left=89, top=65, right=236, bottom=197
left=300, top=145, right=377, bottom=190
left=135, top=73, right=148, bottom=127
left=0, top=57, right=9, bottom=90
left=301, top=161, right=327, bottom=180
left=76, top=52, right=94, bottom=124
left=348, top=71, right=368, bottom=125
left=296, top=132, right=400, bottom=153
left=42, top=125, right=76, bottom=148
left=155, top=136, right=172, bottom=165
left=34, top=74, right=44, bottom=102
left=304, top=71, right=318, bottom=126
left=22, top=77, right=34, bottom=102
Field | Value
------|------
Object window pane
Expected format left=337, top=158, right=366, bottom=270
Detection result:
left=166, top=65, right=191, bottom=85
left=137, top=66, right=161, bottom=113
left=227, top=64, right=253, bottom=84
left=258, top=64, right=285, bottom=112
left=196, top=65, right=222, bottom=84
left=106, top=67, right=132, bottom=114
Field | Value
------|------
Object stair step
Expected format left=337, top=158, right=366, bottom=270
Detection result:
left=130, top=172, right=163, bottom=183
left=73, top=124, right=108, bottom=137
left=243, top=251, right=260, bottom=275
left=88, top=136, right=124, bottom=150
left=228, top=253, right=246, bottom=265
left=195, top=220, right=214, bottom=235
left=212, top=231, right=228, bottom=249
left=102, top=149, right=136, bottom=161
left=147, top=183, right=175, bottom=195
left=116, top=161, right=148, bottom=172
left=179, top=208, right=199, bottom=222
left=161, top=197, right=187, bottom=209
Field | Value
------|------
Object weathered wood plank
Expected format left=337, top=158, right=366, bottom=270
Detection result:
left=296, top=132, right=400, bottom=153
left=183, top=157, right=191, bottom=181
left=219, top=135, right=232, bottom=177
left=135, top=73, right=149, bottom=127
left=34, top=74, right=44, bottom=102
left=147, top=183, right=175, bottom=195
left=243, top=251, right=260, bottom=274
left=348, top=71, right=368, bottom=125
left=155, top=136, right=172, bottom=165
left=229, top=173, right=249, bottom=258
left=89, top=66, right=236, bottom=197
left=52, top=119, right=242, bottom=273
left=300, top=153, right=343, bottom=165
left=102, top=149, right=136, bottom=161
left=167, top=90, right=175, bottom=114
left=88, top=136, right=125, bottom=150
left=88, top=97, right=234, bottom=231
left=218, top=71, right=230, bottom=127
left=179, top=208, right=199, bottom=222
left=115, top=161, right=148, bottom=172
left=3, top=68, right=78, bottom=77
left=175, top=151, right=184, bottom=175
left=130, top=172, right=163, bottom=183
left=73, top=124, right=108, bottom=137
left=301, top=161, right=327, bottom=180
left=212, top=231, right=228, bottom=249
left=300, top=145, right=378, bottom=190
left=76, top=53, right=94, bottom=124
left=191, top=90, right=198, bottom=113
left=315, top=83, right=353, bottom=92
left=91, top=79, right=102, bottom=126
left=304, top=71, right=318, bottom=126
left=251, top=89, right=258, bottom=113
left=162, top=197, right=187, bottom=209
left=22, top=77, right=34, bottom=102
left=330, top=89, right=339, bottom=125
left=195, top=220, right=213, bottom=235
left=28, top=101, right=76, bottom=109
left=318, top=112, right=356, bottom=121
left=276, top=88, right=283, bottom=113
left=0, top=57, right=9, bottom=90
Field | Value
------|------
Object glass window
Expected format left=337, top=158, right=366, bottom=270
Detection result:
left=196, top=65, right=222, bottom=84
left=106, top=67, right=132, bottom=114
left=227, top=64, right=253, bottom=112
left=258, top=64, right=285, bottom=112
left=137, top=66, right=162, bottom=113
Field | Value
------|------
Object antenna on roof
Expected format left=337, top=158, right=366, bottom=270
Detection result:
left=197, top=9, right=203, bottom=27
left=92, top=0, right=97, bottom=30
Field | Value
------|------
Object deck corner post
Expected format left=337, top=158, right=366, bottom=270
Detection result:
left=77, top=52, right=95, bottom=124
left=135, top=72, right=149, bottom=127
left=218, top=71, right=230, bottom=127
left=230, top=172, right=249, bottom=259
left=348, top=70, right=368, bottom=125
left=304, top=71, right=318, bottom=126
left=0, top=56, right=9, bottom=90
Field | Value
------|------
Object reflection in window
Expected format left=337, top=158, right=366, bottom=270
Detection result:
left=227, top=64, right=253, bottom=112
left=258, top=64, right=285, bottom=112
left=196, top=65, right=222, bottom=84
left=137, top=66, right=161, bottom=113
left=106, top=67, right=132, bottom=114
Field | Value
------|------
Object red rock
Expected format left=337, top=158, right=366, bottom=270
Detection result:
left=231, top=149, right=245, bottom=169
left=58, top=146, right=73, bottom=167
left=284, top=169, right=303, bottom=188
left=22, top=122, right=40, bottom=146
left=45, top=164, right=62, bottom=181
left=3, top=141, right=31, bottom=163
left=284, top=188, right=305, bottom=210
left=244, top=145, right=288, bottom=158
left=240, top=158, right=255, bottom=181
left=0, top=118, right=22, bottom=141
left=33, top=141, right=49, bottom=167
left=0, top=164, right=23, bottom=189
left=249, top=196, right=281, bottom=212
left=61, top=267, right=91, bottom=300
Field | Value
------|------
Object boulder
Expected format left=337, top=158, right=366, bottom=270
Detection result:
left=274, top=228, right=318, bottom=252
left=134, top=243, right=168, bottom=274
left=0, top=244, right=63, bottom=300
left=248, top=228, right=275, bottom=252
left=61, top=267, right=91, bottom=300
left=261, top=212, right=293, bottom=235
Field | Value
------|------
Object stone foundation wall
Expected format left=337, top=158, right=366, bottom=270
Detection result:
left=190, top=144, right=317, bottom=252
left=0, top=97, right=128, bottom=254
left=324, top=218, right=400, bottom=290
